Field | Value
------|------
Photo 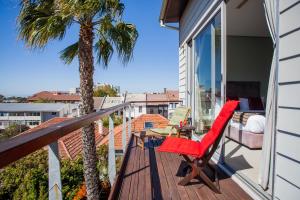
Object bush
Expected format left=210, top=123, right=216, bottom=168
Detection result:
left=0, top=145, right=120, bottom=200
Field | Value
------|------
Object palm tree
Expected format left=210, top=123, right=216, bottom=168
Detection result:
left=18, top=0, right=138, bottom=199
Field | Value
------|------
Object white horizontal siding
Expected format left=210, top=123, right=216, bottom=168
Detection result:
left=277, top=108, right=300, bottom=134
left=179, top=46, right=187, bottom=105
left=278, top=83, right=300, bottom=108
left=277, top=131, right=300, bottom=162
left=275, top=176, right=300, bottom=200
left=279, top=0, right=300, bottom=12
left=179, top=0, right=215, bottom=45
left=279, top=2, right=300, bottom=36
left=279, top=30, right=300, bottom=59
left=276, top=154, right=300, bottom=188
left=278, top=57, right=300, bottom=83
left=275, top=2, right=300, bottom=199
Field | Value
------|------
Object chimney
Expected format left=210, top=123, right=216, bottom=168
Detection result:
left=98, top=120, right=103, bottom=136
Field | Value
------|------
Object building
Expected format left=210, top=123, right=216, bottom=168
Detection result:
left=100, top=114, right=169, bottom=151
left=28, top=91, right=81, bottom=103
left=160, top=0, right=300, bottom=199
left=0, top=103, right=78, bottom=130
left=21, top=117, right=109, bottom=160
left=124, top=93, right=147, bottom=118
left=146, top=89, right=180, bottom=119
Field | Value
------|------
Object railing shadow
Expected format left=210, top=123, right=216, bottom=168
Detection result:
left=148, top=139, right=163, bottom=200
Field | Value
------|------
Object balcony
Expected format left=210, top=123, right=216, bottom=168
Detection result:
left=0, top=101, right=252, bottom=200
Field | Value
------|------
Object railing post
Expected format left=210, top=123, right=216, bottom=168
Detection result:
left=48, top=141, right=62, bottom=200
left=122, top=108, right=126, bottom=153
left=108, top=115, right=116, bottom=186
left=128, top=105, right=132, bottom=138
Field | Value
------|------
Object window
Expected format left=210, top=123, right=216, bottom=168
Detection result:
left=144, top=122, right=154, bottom=129
left=52, top=112, right=57, bottom=115
left=138, top=106, right=142, bottom=113
left=194, top=12, right=221, bottom=134
left=28, top=121, right=40, bottom=126
left=150, top=109, right=154, bottom=114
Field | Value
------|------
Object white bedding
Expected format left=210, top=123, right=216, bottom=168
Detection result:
left=230, top=115, right=265, bottom=133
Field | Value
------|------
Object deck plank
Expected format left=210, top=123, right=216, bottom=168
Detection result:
left=111, top=138, right=253, bottom=200
left=137, top=143, right=146, bottom=200
left=144, top=139, right=152, bottom=200
left=118, top=144, right=136, bottom=200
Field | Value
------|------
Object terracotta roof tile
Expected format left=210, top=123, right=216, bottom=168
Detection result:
left=22, top=117, right=109, bottom=160
left=100, top=114, right=169, bottom=150
left=28, top=91, right=81, bottom=102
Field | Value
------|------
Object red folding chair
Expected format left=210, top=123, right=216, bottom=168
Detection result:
left=158, top=100, right=239, bottom=193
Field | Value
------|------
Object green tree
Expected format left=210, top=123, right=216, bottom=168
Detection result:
left=18, top=1, right=137, bottom=198
left=0, top=124, right=30, bottom=142
left=94, top=85, right=118, bottom=97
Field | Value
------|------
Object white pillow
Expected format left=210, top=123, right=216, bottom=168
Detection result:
left=239, top=98, right=249, bottom=111
left=244, top=115, right=265, bottom=133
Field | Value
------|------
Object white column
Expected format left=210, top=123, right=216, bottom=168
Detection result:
left=48, top=141, right=62, bottom=200
left=128, top=106, right=132, bottom=138
left=122, top=108, right=127, bottom=153
left=97, top=120, right=103, bottom=136
left=108, top=115, right=116, bottom=185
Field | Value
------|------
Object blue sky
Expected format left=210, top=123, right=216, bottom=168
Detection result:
left=0, top=0, right=179, bottom=97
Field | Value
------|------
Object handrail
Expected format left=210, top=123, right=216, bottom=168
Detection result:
left=0, top=102, right=129, bottom=168
left=0, top=100, right=182, bottom=168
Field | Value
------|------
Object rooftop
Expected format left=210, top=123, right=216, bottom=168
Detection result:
left=21, top=117, right=109, bottom=160
left=28, top=91, right=80, bottom=102
left=0, top=103, right=73, bottom=112
left=100, top=114, right=169, bottom=150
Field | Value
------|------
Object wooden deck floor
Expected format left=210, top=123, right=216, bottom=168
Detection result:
left=110, top=138, right=253, bottom=200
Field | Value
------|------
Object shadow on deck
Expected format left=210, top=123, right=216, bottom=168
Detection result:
left=109, top=137, right=253, bottom=200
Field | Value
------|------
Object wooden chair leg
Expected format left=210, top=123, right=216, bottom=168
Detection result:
left=178, top=166, right=198, bottom=186
left=198, top=169, right=221, bottom=194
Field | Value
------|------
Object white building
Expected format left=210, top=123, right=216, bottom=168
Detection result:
left=0, top=103, right=78, bottom=130
left=160, top=0, right=300, bottom=199
left=124, top=93, right=147, bottom=118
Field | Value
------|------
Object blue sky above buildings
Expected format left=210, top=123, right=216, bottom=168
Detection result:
left=0, top=0, right=179, bottom=97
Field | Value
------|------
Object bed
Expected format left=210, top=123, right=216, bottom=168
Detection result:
left=225, top=81, right=266, bottom=149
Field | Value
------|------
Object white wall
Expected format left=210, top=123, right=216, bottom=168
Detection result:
left=179, top=0, right=216, bottom=45
left=275, top=1, right=300, bottom=200
left=179, top=46, right=187, bottom=105
left=227, top=36, right=273, bottom=99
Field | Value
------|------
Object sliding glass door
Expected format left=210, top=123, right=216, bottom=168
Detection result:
left=194, top=12, right=222, bottom=135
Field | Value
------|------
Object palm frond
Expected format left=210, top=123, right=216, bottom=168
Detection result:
left=94, top=38, right=114, bottom=67
left=109, top=22, right=138, bottom=65
left=18, top=0, right=73, bottom=48
left=59, top=42, right=79, bottom=64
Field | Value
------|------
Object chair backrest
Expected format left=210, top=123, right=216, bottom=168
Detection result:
left=169, top=106, right=190, bottom=125
left=165, top=107, right=190, bottom=133
left=197, top=100, right=239, bottom=160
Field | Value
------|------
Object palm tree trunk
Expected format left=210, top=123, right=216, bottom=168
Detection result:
left=78, top=21, right=100, bottom=199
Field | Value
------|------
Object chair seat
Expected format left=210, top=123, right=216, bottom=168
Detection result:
left=158, top=137, right=204, bottom=158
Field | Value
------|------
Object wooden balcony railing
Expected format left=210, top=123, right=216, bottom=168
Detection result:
left=0, top=100, right=181, bottom=199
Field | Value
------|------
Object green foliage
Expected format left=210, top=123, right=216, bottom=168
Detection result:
left=0, top=124, right=30, bottom=142
left=61, top=157, right=84, bottom=200
left=0, top=150, right=48, bottom=200
left=0, top=145, right=121, bottom=200
left=19, top=0, right=138, bottom=67
left=102, top=114, right=123, bottom=128
left=93, top=85, right=118, bottom=97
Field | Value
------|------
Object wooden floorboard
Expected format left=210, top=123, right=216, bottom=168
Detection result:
left=114, top=138, right=253, bottom=200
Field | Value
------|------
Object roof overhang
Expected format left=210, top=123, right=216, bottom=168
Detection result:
left=159, top=0, right=188, bottom=23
